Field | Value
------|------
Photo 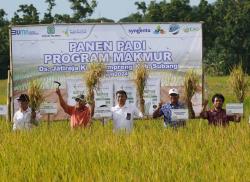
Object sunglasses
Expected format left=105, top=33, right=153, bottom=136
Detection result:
left=170, top=93, right=178, bottom=97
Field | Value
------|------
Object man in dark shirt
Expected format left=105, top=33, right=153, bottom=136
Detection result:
left=200, top=93, right=241, bottom=126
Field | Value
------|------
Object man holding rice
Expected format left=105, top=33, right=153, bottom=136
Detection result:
left=13, top=94, right=40, bottom=131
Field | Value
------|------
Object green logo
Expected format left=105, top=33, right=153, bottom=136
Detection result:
left=47, top=25, right=55, bottom=34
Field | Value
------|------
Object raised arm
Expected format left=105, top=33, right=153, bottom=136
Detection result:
left=56, top=88, right=71, bottom=114
left=152, top=102, right=162, bottom=118
left=200, top=99, right=209, bottom=119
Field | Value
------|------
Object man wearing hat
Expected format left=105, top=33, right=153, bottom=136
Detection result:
left=153, top=88, right=186, bottom=127
left=13, top=94, right=39, bottom=130
left=56, top=88, right=94, bottom=128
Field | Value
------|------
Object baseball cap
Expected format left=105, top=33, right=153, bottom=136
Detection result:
left=169, top=88, right=179, bottom=95
left=72, top=94, right=85, bottom=102
left=17, top=94, right=30, bottom=102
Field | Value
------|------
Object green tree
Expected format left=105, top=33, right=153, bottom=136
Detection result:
left=11, top=4, right=39, bottom=25
left=143, top=0, right=192, bottom=22
left=41, top=0, right=56, bottom=23
left=205, top=0, right=250, bottom=74
left=69, top=0, right=97, bottom=22
left=135, top=1, right=147, bottom=16
left=84, top=17, right=114, bottom=23
left=54, top=14, right=72, bottom=23
left=0, top=9, right=9, bottom=79
left=119, top=13, right=143, bottom=22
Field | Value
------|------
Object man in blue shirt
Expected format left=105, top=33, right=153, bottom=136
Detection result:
left=153, top=88, right=186, bottom=127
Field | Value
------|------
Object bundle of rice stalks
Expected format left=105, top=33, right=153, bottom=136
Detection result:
left=28, top=80, right=44, bottom=112
left=229, top=63, right=248, bottom=102
left=83, top=62, right=106, bottom=105
left=183, top=70, right=200, bottom=119
left=133, top=62, right=149, bottom=114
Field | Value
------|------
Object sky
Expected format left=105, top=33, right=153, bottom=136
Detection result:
left=1, top=0, right=215, bottom=22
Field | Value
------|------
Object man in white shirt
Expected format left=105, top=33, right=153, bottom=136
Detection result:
left=111, top=90, right=143, bottom=132
left=13, top=94, right=39, bottom=131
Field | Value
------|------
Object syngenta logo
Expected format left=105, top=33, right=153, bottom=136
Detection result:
left=169, top=24, right=180, bottom=35
left=11, top=29, right=39, bottom=36
left=128, top=27, right=151, bottom=34
left=47, top=25, right=55, bottom=34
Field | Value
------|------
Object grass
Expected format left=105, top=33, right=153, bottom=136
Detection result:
left=0, top=76, right=250, bottom=181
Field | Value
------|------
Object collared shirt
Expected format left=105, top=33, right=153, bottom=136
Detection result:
left=159, top=102, right=185, bottom=126
left=111, top=103, right=143, bottom=132
left=13, top=107, right=39, bottom=131
left=200, top=108, right=235, bottom=126
left=61, top=102, right=91, bottom=128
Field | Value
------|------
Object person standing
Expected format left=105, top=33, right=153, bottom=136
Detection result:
left=13, top=94, right=39, bottom=131
left=200, top=93, right=241, bottom=126
left=111, top=90, right=143, bottom=132
left=56, top=88, right=94, bottom=128
left=153, top=88, right=186, bottom=128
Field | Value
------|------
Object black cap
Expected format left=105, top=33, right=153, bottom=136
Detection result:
left=17, top=94, right=30, bottom=102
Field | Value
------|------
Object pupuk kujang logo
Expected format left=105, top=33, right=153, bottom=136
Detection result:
left=169, top=24, right=180, bottom=35
left=153, top=25, right=165, bottom=34
left=42, top=25, right=61, bottom=38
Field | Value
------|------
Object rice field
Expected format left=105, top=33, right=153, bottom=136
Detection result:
left=0, top=77, right=250, bottom=181
left=0, top=79, right=7, bottom=104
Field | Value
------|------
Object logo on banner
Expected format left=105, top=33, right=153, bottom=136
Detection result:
left=42, top=25, right=61, bottom=38
left=153, top=25, right=165, bottom=34
left=128, top=27, right=151, bottom=34
left=11, top=29, right=39, bottom=36
left=63, top=28, right=87, bottom=37
left=169, top=24, right=180, bottom=35
left=47, top=25, right=55, bottom=34
left=183, top=27, right=200, bottom=33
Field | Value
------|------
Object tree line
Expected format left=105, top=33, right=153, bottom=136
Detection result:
left=0, top=0, right=249, bottom=79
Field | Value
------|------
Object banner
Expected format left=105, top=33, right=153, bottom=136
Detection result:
left=11, top=23, right=203, bottom=119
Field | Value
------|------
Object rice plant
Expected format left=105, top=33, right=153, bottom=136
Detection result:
left=28, top=80, right=44, bottom=112
left=83, top=62, right=106, bottom=105
left=183, top=70, right=200, bottom=119
left=133, top=62, right=149, bottom=114
left=229, top=63, right=248, bottom=102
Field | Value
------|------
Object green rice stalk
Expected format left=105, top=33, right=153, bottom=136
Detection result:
left=183, top=70, right=200, bottom=119
left=83, top=62, right=106, bottom=105
left=133, top=62, right=149, bottom=114
left=229, top=63, right=248, bottom=103
left=28, top=80, right=44, bottom=112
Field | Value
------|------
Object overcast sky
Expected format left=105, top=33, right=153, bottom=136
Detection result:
left=1, top=0, right=215, bottom=22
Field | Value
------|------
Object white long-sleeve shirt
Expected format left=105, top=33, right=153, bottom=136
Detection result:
left=111, top=103, right=143, bottom=132
left=13, top=108, right=40, bottom=131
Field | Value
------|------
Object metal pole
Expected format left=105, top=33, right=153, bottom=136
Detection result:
left=8, top=25, right=14, bottom=123
left=200, top=21, right=205, bottom=103
left=7, top=70, right=10, bottom=122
